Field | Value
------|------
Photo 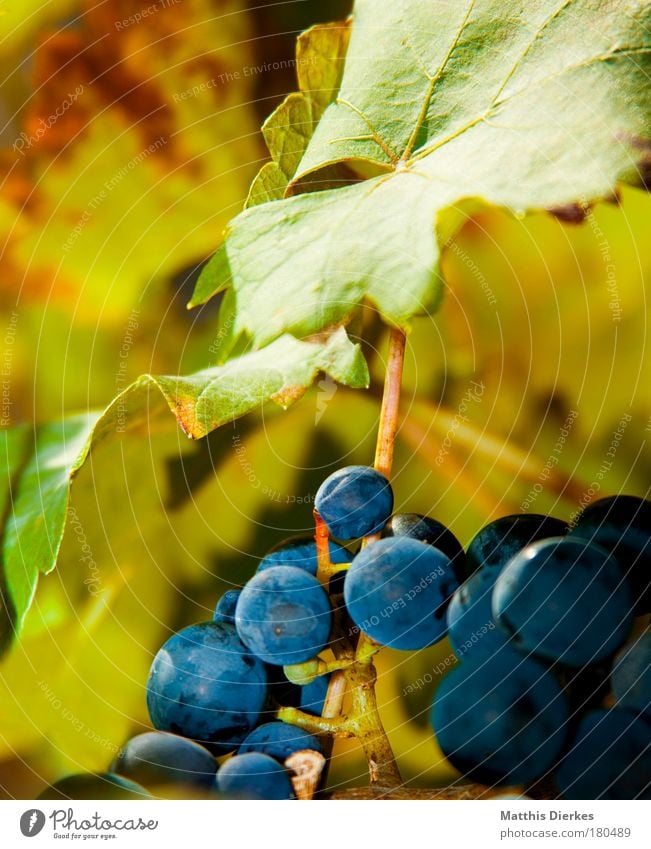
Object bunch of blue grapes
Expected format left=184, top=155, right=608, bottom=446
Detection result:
left=41, top=473, right=649, bottom=800
left=435, top=496, right=650, bottom=798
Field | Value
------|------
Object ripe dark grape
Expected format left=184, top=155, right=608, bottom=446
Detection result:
left=257, top=536, right=350, bottom=576
left=555, top=708, right=651, bottom=799
left=314, top=465, right=393, bottom=539
left=431, top=654, right=569, bottom=785
left=447, top=569, right=517, bottom=662
left=38, top=773, right=149, bottom=800
left=213, top=589, right=241, bottom=625
left=386, top=513, right=468, bottom=582
left=466, top=513, right=567, bottom=575
left=570, top=495, right=651, bottom=613
left=612, top=632, right=650, bottom=717
left=493, top=537, right=633, bottom=666
left=216, top=752, right=295, bottom=800
left=239, top=721, right=322, bottom=761
left=111, top=732, right=217, bottom=788
left=235, top=566, right=332, bottom=666
left=344, top=537, right=458, bottom=650
left=146, top=621, right=267, bottom=753
left=299, top=674, right=330, bottom=716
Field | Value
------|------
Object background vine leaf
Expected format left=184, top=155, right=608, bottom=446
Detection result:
left=195, top=0, right=651, bottom=346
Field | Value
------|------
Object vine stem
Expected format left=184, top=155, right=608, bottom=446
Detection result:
left=347, top=659, right=401, bottom=786
left=374, top=327, right=407, bottom=477
left=352, top=326, right=407, bottom=785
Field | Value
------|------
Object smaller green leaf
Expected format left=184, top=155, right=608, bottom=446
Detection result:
left=259, top=19, right=352, bottom=179
left=0, top=425, right=31, bottom=650
left=0, top=426, right=30, bottom=521
left=150, top=328, right=369, bottom=438
left=2, top=415, right=102, bottom=636
left=262, top=92, right=315, bottom=181
left=0, top=329, right=367, bottom=642
left=188, top=242, right=231, bottom=309
left=192, top=18, right=352, bottom=306
left=245, top=161, right=289, bottom=208
left=296, top=20, right=352, bottom=120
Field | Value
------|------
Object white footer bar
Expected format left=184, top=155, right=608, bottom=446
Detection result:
left=0, top=799, right=648, bottom=848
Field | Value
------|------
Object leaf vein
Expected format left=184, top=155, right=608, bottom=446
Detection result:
left=336, top=97, right=399, bottom=164
left=402, top=0, right=477, bottom=161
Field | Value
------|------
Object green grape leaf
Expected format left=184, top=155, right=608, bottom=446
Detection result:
left=194, top=0, right=651, bottom=345
left=127, top=328, right=368, bottom=439
left=0, top=329, right=367, bottom=645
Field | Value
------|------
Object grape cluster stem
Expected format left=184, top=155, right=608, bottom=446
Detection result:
left=279, top=328, right=406, bottom=789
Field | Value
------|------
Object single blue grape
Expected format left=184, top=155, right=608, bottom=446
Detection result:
left=299, top=674, right=330, bottom=716
left=386, top=513, right=468, bottom=583
left=344, top=537, right=458, bottom=650
left=146, top=621, right=267, bottom=753
left=570, top=495, right=651, bottom=613
left=213, top=589, right=241, bottom=625
left=235, top=566, right=332, bottom=666
left=216, top=753, right=295, bottom=800
left=38, top=773, right=150, bottom=800
left=257, top=536, right=350, bottom=576
left=466, top=513, right=567, bottom=575
left=612, top=632, right=651, bottom=717
left=431, top=654, right=569, bottom=785
left=447, top=569, right=518, bottom=662
left=239, top=722, right=322, bottom=761
left=314, top=466, right=393, bottom=539
left=555, top=708, right=651, bottom=799
left=111, top=732, right=217, bottom=788
left=493, top=537, right=634, bottom=666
